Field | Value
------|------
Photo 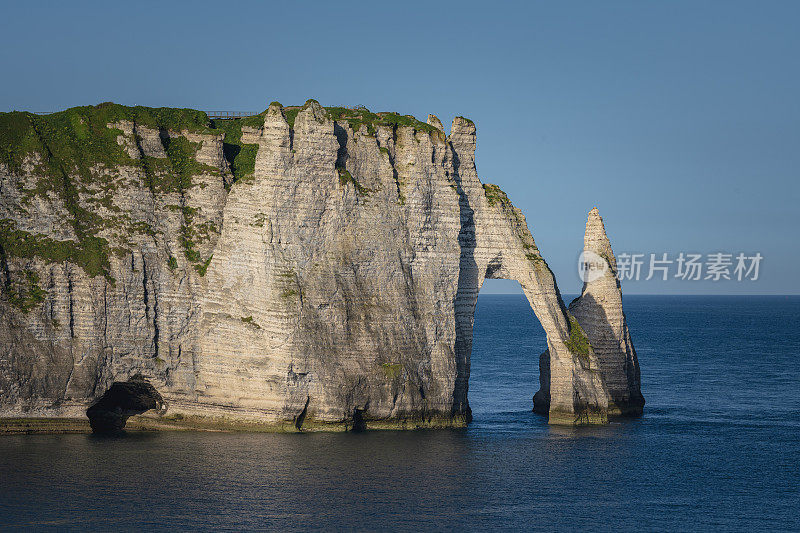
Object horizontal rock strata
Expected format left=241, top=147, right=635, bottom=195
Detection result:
left=566, top=208, right=644, bottom=416
left=0, top=101, right=639, bottom=428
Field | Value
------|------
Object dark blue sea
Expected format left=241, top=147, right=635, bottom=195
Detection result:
left=1, top=295, right=799, bottom=531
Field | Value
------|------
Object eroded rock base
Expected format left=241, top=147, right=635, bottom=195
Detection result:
left=86, top=376, right=166, bottom=432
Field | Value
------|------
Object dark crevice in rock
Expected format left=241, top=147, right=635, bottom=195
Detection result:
left=67, top=272, right=75, bottom=338
left=132, top=124, right=155, bottom=195
left=333, top=123, right=348, bottom=168
left=141, top=255, right=159, bottom=361
left=532, top=349, right=550, bottom=415
left=222, top=142, right=240, bottom=174
left=351, top=408, right=366, bottom=432
left=286, top=363, right=308, bottom=385
left=86, top=375, right=165, bottom=433
left=449, top=143, right=476, bottom=423
left=295, top=396, right=310, bottom=431
left=0, top=241, right=11, bottom=298
left=386, top=129, right=404, bottom=204
left=141, top=254, right=150, bottom=320
left=102, top=282, right=108, bottom=341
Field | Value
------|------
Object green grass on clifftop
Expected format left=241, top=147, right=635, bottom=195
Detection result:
left=0, top=103, right=215, bottom=177
left=0, top=100, right=451, bottom=295
left=209, top=101, right=444, bottom=184
left=266, top=101, right=438, bottom=136
left=0, top=103, right=224, bottom=284
left=482, top=183, right=511, bottom=207
left=325, top=106, right=438, bottom=135
left=211, top=112, right=265, bottom=183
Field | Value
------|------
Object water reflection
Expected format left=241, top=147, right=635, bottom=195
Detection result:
left=1, top=296, right=799, bottom=530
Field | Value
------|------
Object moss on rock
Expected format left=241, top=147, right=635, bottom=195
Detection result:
left=565, top=314, right=592, bottom=360
left=0, top=103, right=227, bottom=282
left=337, top=167, right=371, bottom=196
left=0, top=218, right=112, bottom=280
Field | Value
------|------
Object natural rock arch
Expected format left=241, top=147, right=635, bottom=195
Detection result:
left=0, top=101, right=642, bottom=429
left=195, top=107, right=615, bottom=427
left=448, top=119, right=608, bottom=424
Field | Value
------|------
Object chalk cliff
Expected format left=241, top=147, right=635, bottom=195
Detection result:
left=0, top=100, right=640, bottom=428
left=533, top=208, right=644, bottom=419
left=567, top=208, right=644, bottom=416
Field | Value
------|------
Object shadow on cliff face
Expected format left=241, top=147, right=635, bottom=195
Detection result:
left=222, top=142, right=241, bottom=169
left=86, top=375, right=166, bottom=433
left=532, top=349, right=550, bottom=416
left=568, top=293, right=644, bottom=416
left=451, top=152, right=477, bottom=423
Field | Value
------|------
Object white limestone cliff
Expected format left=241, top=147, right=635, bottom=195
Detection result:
left=0, top=101, right=639, bottom=428
left=565, top=208, right=644, bottom=416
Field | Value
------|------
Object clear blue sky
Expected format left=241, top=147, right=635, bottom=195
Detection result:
left=2, top=1, right=797, bottom=294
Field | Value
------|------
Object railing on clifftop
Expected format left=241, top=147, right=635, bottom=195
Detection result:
left=28, top=110, right=261, bottom=120
left=205, top=111, right=260, bottom=119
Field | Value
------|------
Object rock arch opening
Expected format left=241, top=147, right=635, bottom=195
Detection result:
left=467, top=280, right=549, bottom=421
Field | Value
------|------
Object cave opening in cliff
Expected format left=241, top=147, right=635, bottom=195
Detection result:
left=468, top=279, right=549, bottom=420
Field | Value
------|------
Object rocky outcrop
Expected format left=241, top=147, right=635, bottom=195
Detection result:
left=565, top=208, right=644, bottom=416
left=0, top=101, right=638, bottom=428
left=86, top=376, right=165, bottom=432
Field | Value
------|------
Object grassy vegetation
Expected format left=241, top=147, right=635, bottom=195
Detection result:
left=5, top=269, right=47, bottom=312
left=241, top=316, right=261, bottom=329
left=160, top=137, right=211, bottom=192
left=565, top=315, right=592, bottom=359
left=482, top=183, right=511, bottom=207
left=261, top=101, right=439, bottom=136
left=209, top=101, right=440, bottom=186
left=381, top=362, right=403, bottom=380
left=481, top=183, right=547, bottom=268
left=251, top=213, right=268, bottom=228
left=276, top=269, right=299, bottom=300
left=194, top=255, right=212, bottom=276
left=148, top=138, right=218, bottom=270
left=167, top=256, right=178, bottom=270
left=0, top=103, right=215, bottom=177
left=326, top=105, right=438, bottom=136
left=0, top=103, right=226, bottom=281
left=337, top=167, right=371, bottom=196
left=211, top=112, right=264, bottom=184
left=175, top=206, right=199, bottom=262
left=0, top=100, right=441, bottom=288
left=0, top=218, right=111, bottom=279
left=284, top=107, right=301, bottom=129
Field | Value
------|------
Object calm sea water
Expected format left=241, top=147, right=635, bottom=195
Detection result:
left=1, top=295, right=799, bottom=531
